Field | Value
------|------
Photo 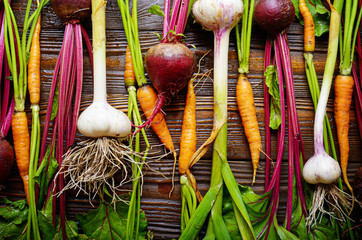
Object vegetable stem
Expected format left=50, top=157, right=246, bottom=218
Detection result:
left=314, top=0, right=342, bottom=152
left=92, top=0, right=107, bottom=103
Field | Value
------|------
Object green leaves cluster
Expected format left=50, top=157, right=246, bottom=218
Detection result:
left=77, top=199, right=148, bottom=240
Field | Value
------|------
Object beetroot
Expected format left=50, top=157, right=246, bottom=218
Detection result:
left=50, top=0, right=91, bottom=22
left=254, top=0, right=295, bottom=35
left=146, top=43, right=196, bottom=98
left=139, top=42, right=196, bottom=128
left=0, top=140, right=14, bottom=185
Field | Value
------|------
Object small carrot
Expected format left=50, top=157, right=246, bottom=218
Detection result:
left=236, top=73, right=261, bottom=183
left=179, top=78, right=196, bottom=175
left=137, top=84, right=175, bottom=155
left=11, top=111, right=30, bottom=203
left=334, top=74, right=354, bottom=195
left=27, top=15, right=41, bottom=105
left=299, top=0, right=315, bottom=52
left=124, top=45, right=136, bottom=88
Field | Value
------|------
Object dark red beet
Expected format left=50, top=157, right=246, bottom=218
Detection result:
left=254, top=0, right=295, bottom=35
left=0, top=140, right=14, bottom=185
left=50, top=0, right=91, bottom=23
left=135, top=43, right=195, bottom=129
left=145, top=43, right=196, bottom=98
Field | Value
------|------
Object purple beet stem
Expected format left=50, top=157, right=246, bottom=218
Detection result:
left=163, top=0, right=170, bottom=39
left=264, top=38, right=272, bottom=191
left=39, top=21, right=90, bottom=240
left=353, top=7, right=362, bottom=140
left=164, top=0, right=191, bottom=42
left=261, top=36, right=286, bottom=239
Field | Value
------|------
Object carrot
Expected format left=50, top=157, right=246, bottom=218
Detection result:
left=124, top=45, right=136, bottom=88
left=299, top=0, right=315, bottom=52
left=179, top=78, right=196, bottom=175
left=27, top=15, right=41, bottom=105
left=137, top=84, right=175, bottom=155
left=236, top=73, right=261, bottom=183
left=334, top=74, right=354, bottom=195
left=11, top=111, right=30, bottom=203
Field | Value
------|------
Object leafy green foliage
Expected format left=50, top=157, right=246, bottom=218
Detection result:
left=265, top=65, right=281, bottom=130
left=37, top=196, right=80, bottom=240
left=0, top=198, right=28, bottom=240
left=291, top=0, right=330, bottom=36
left=222, top=189, right=242, bottom=239
left=147, top=5, right=164, bottom=17
left=77, top=199, right=148, bottom=240
left=34, top=146, right=59, bottom=207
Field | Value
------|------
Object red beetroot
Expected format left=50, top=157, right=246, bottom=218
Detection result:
left=139, top=42, right=196, bottom=128
left=254, top=0, right=295, bottom=35
left=50, top=0, right=91, bottom=23
left=0, top=140, right=14, bottom=185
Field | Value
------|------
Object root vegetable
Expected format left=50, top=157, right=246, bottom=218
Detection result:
left=254, top=0, right=295, bottom=35
left=50, top=0, right=91, bottom=22
left=139, top=42, right=196, bottom=128
left=0, top=139, right=14, bottom=185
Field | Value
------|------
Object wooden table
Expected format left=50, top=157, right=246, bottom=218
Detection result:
left=3, top=0, right=362, bottom=239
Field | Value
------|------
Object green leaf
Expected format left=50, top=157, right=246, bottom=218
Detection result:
left=77, top=199, right=148, bottom=240
left=34, top=146, right=59, bottom=207
left=291, top=0, right=330, bottom=36
left=147, top=5, right=164, bottom=17
left=38, top=212, right=56, bottom=240
left=275, top=219, right=299, bottom=240
left=222, top=189, right=242, bottom=240
left=51, top=85, right=59, bottom=121
left=0, top=198, right=28, bottom=240
left=264, top=65, right=281, bottom=130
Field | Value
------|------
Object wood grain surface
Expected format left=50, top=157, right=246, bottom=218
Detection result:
left=2, top=0, right=362, bottom=239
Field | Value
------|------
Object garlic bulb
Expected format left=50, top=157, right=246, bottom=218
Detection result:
left=192, top=0, right=244, bottom=32
left=303, top=152, right=341, bottom=184
left=77, top=102, right=131, bottom=138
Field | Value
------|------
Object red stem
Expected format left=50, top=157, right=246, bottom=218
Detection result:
left=40, top=43, right=64, bottom=161
left=80, top=25, right=93, bottom=72
left=264, top=38, right=272, bottom=191
left=163, top=0, right=171, bottom=39
left=70, top=24, right=84, bottom=145
left=1, top=97, right=14, bottom=138
left=57, top=23, right=75, bottom=240
left=266, top=41, right=285, bottom=193
left=168, top=0, right=180, bottom=34
left=286, top=108, right=294, bottom=231
left=176, top=0, right=190, bottom=36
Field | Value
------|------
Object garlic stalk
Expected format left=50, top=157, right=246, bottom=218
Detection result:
left=77, top=0, right=131, bottom=138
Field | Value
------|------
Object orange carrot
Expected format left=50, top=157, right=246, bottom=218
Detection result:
left=124, top=45, right=136, bottom=88
left=299, top=0, right=315, bottom=52
left=236, top=73, right=261, bottom=183
left=27, top=15, right=41, bottom=105
left=137, top=85, right=175, bottom=154
left=334, top=74, right=354, bottom=195
left=11, top=112, right=30, bottom=203
left=179, top=78, right=203, bottom=202
left=179, top=78, right=196, bottom=175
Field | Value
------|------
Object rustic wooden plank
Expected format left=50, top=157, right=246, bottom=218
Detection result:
left=2, top=1, right=362, bottom=240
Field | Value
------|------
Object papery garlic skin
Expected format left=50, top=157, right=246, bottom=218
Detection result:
left=77, top=102, right=131, bottom=138
left=192, top=0, right=244, bottom=32
left=303, top=152, right=341, bottom=184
